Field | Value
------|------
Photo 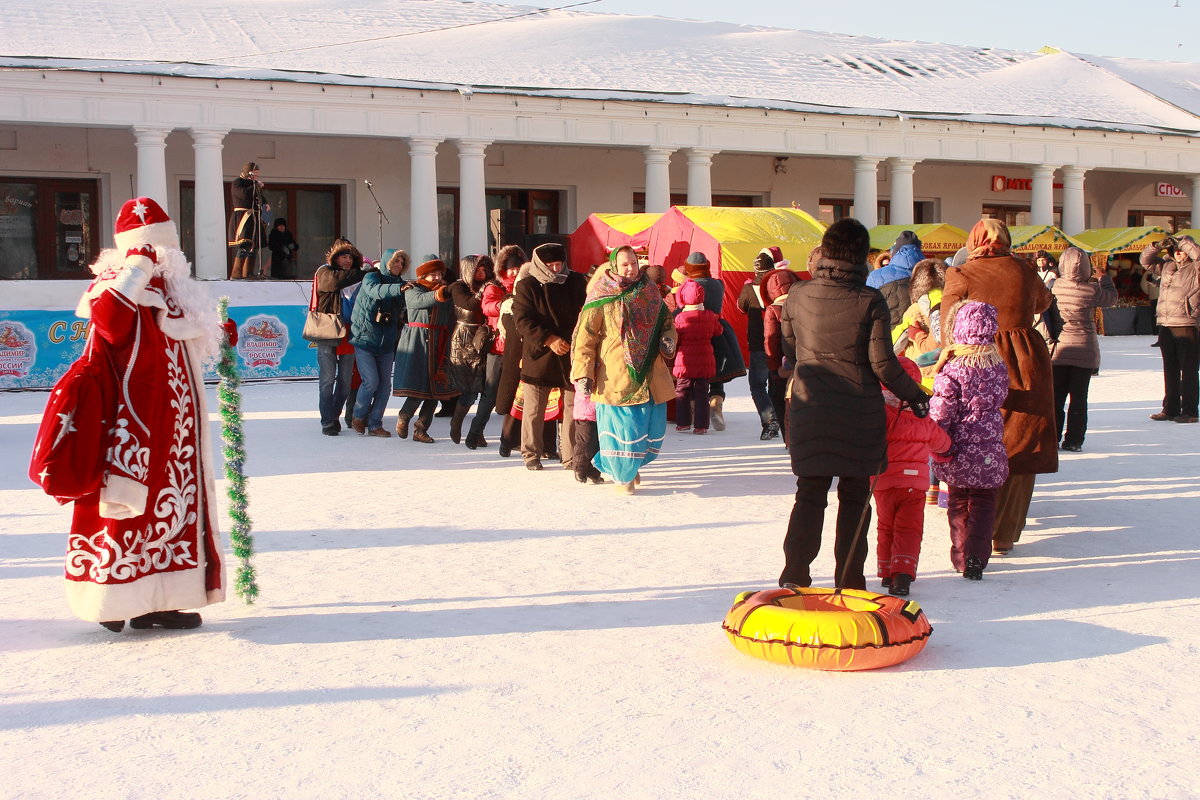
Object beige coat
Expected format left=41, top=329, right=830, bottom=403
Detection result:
left=571, top=272, right=676, bottom=406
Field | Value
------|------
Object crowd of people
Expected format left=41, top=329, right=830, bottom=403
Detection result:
left=303, top=216, right=1200, bottom=599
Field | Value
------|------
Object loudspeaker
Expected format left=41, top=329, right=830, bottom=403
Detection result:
left=490, top=209, right=526, bottom=251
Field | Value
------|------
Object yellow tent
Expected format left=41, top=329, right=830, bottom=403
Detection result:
left=645, top=206, right=827, bottom=277
left=1171, top=228, right=1200, bottom=242
left=1007, top=225, right=1094, bottom=255
left=869, top=223, right=968, bottom=257
left=570, top=212, right=661, bottom=270
left=1071, top=227, right=1169, bottom=255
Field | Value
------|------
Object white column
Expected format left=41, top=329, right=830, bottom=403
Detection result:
left=456, top=139, right=490, bottom=257
left=1031, top=164, right=1057, bottom=226
left=1191, top=176, right=1200, bottom=229
left=132, top=125, right=172, bottom=206
left=686, top=148, right=717, bottom=207
left=190, top=128, right=228, bottom=281
left=644, top=146, right=674, bottom=212
left=408, top=137, right=443, bottom=268
left=1061, top=166, right=1087, bottom=234
left=889, top=158, right=919, bottom=226
left=853, top=157, right=881, bottom=228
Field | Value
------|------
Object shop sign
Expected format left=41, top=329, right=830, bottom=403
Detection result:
left=1156, top=183, right=1187, bottom=198
left=990, top=175, right=1064, bottom=192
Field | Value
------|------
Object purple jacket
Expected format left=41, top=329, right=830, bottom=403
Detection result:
left=930, top=357, right=1010, bottom=489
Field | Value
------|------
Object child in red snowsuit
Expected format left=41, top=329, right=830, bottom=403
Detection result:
left=672, top=280, right=724, bottom=433
left=875, top=355, right=951, bottom=597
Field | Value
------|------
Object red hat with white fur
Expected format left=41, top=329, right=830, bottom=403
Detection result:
left=114, top=197, right=179, bottom=252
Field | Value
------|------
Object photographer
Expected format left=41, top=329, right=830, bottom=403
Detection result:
left=349, top=249, right=411, bottom=437
left=1141, top=235, right=1200, bottom=424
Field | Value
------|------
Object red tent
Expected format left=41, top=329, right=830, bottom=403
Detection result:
left=569, top=213, right=661, bottom=272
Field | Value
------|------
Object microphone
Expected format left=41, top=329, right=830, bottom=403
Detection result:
left=364, top=180, right=373, bottom=188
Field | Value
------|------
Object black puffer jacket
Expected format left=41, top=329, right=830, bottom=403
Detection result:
left=780, top=257, right=927, bottom=477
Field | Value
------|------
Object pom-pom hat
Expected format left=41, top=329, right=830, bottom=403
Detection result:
left=113, top=197, right=179, bottom=252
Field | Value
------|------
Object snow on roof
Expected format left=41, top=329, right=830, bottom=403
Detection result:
left=3, top=0, right=1199, bottom=135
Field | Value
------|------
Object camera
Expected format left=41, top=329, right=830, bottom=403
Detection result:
left=374, top=309, right=393, bottom=325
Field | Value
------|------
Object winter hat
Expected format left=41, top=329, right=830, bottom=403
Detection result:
left=679, top=279, right=706, bottom=306
left=1175, top=235, right=1200, bottom=261
left=890, top=230, right=922, bottom=255
left=760, top=246, right=790, bottom=270
left=952, top=301, right=999, bottom=346
left=753, top=251, right=775, bottom=272
left=684, top=251, right=711, bottom=278
left=820, top=218, right=871, bottom=265
left=532, top=242, right=567, bottom=265
left=113, top=197, right=179, bottom=251
left=416, top=258, right=446, bottom=278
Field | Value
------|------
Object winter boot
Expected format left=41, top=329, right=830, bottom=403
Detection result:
left=351, top=417, right=367, bottom=435
left=449, top=405, right=469, bottom=444
left=99, top=620, right=125, bottom=632
left=129, top=610, right=203, bottom=629
left=394, top=413, right=411, bottom=439
left=889, top=573, right=913, bottom=596
left=760, top=419, right=780, bottom=440
left=465, top=432, right=488, bottom=450
left=963, top=557, right=983, bottom=581
left=709, top=395, right=725, bottom=431
left=412, top=424, right=435, bottom=444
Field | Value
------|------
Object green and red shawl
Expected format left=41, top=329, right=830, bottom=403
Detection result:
left=583, top=268, right=667, bottom=398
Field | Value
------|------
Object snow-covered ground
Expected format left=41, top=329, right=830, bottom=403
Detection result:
left=1, top=335, right=1197, bottom=800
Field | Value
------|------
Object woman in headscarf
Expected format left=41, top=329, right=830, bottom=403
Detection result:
left=940, top=219, right=1058, bottom=555
left=571, top=245, right=677, bottom=495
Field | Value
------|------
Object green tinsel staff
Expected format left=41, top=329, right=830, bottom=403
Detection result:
left=217, top=297, right=259, bottom=603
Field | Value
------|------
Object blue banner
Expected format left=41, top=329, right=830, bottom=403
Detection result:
left=0, top=305, right=318, bottom=389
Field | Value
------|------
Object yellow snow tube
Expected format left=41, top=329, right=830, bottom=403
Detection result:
left=722, top=586, right=932, bottom=671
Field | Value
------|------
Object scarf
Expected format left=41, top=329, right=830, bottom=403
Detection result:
left=529, top=252, right=568, bottom=284
left=582, top=268, right=667, bottom=399
left=933, top=343, right=1003, bottom=375
left=966, top=219, right=1012, bottom=260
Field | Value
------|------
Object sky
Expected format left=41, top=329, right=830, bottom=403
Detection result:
left=535, top=0, right=1199, bottom=62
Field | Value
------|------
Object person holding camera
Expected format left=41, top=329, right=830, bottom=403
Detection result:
left=1141, top=235, right=1200, bottom=424
left=227, top=162, right=269, bottom=279
left=349, top=249, right=411, bottom=437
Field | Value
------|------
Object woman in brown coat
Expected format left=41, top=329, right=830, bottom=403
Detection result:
left=941, top=219, right=1058, bottom=554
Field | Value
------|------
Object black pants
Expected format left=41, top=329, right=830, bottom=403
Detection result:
left=1159, top=326, right=1199, bottom=418
left=780, top=475, right=871, bottom=590
left=767, top=375, right=788, bottom=443
left=1052, top=365, right=1093, bottom=447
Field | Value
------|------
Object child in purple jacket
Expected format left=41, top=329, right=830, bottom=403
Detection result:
left=929, top=301, right=1010, bottom=581
left=672, top=280, right=724, bottom=434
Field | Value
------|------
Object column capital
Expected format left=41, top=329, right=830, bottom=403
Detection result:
left=455, top=138, right=492, bottom=155
left=1061, top=165, right=1087, bottom=179
left=1031, top=164, right=1059, bottom=178
left=644, top=146, right=674, bottom=163
left=686, top=147, right=719, bottom=162
left=854, top=156, right=882, bottom=171
left=132, top=125, right=172, bottom=143
left=889, top=157, right=920, bottom=170
left=188, top=127, right=229, bottom=147
left=408, top=136, right=443, bottom=155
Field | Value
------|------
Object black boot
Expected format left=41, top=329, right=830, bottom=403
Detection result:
left=130, top=610, right=203, bottom=629
left=465, top=431, right=488, bottom=449
left=449, top=405, right=469, bottom=444
left=99, top=620, right=125, bottom=632
left=963, top=557, right=983, bottom=581
left=889, top=573, right=913, bottom=596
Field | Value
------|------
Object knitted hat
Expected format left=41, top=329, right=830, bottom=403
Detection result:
left=890, top=230, right=922, bottom=255
left=820, top=218, right=870, bottom=265
left=952, top=301, right=999, bottom=345
left=679, top=279, right=705, bottom=306
left=684, top=251, right=711, bottom=278
left=753, top=251, right=775, bottom=272
left=113, top=196, right=179, bottom=251
left=416, top=258, right=446, bottom=278
left=532, top=242, right=567, bottom=264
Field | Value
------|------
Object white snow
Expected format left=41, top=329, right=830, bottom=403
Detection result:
left=1, top=335, right=1198, bottom=799
left=1, top=0, right=1198, bottom=134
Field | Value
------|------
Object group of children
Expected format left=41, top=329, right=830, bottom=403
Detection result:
left=873, top=300, right=1010, bottom=596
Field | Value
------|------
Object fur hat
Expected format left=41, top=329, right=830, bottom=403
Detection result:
left=416, top=258, right=446, bottom=278
left=821, top=218, right=871, bottom=265
left=684, top=251, right=711, bottom=278
left=952, top=301, right=999, bottom=345
left=114, top=197, right=179, bottom=251
left=679, top=279, right=706, bottom=306
left=532, top=242, right=567, bottom=264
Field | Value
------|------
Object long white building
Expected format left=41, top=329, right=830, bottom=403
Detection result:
left=2, top=0, right=1199, bottom=287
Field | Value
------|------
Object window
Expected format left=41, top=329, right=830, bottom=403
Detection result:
left=981, top=205, right=1062, bottom=228
left=180, top=181, right=342, bottom=280
left=818, top=198, right=890, bottom=226
left=0, top=178, right=100, bottom=279
left=1127, top=210, right=1191, bottom=232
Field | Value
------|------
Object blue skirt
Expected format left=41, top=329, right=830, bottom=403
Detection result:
left=594, top=402, right=667, bottom=485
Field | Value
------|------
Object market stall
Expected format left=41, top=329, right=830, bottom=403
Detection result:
left=569, top=212, right=661, bottom=272
left=1007, top=225, right=1093, bottom=256
left=869, top=223, right=967, bottom=258
left=1072, top=227, right=1168, bottom=335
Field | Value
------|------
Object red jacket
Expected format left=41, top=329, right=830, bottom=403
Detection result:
left=481, top=281, right=507, bottom=354
left=672, top=307, right=723, bottom=379
left=876, top=403, right=951, bottom=490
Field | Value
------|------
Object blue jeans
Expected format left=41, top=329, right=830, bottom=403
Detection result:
left=353, top=348, right=396, bottom=430
left=747, top=350, right=774, bottom=423
left=317, top=345, right=355, bottom=428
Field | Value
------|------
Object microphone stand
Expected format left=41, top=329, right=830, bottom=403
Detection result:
left=365, top=180, right=389, bottom=266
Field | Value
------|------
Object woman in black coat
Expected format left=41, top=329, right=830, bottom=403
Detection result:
left=778, top=218, right=929, bottom=590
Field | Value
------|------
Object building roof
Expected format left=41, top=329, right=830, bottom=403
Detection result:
left=3, top=0, right=1199, bottom=135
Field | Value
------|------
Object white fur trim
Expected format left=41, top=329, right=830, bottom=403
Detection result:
left=99, top=475, right=148, bottom=520
left=114, top=220, right=180, bottom=252
left=66, top=566, right=214, bottom=622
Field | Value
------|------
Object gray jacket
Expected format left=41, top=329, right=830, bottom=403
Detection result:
left=1051, top=247, right=1117, bottom=370
left=1141, top=237, right=1200, bottom=328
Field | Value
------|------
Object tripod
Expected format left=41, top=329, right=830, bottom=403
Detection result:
left=365, top=180, right=389, bottom=267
